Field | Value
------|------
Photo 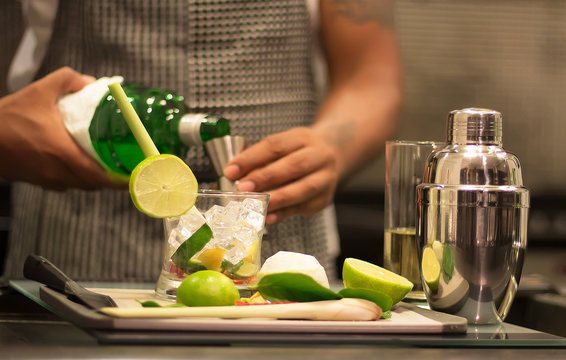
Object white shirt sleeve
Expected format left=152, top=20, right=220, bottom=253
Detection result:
left=7, top=0, right=59, bottom=92
left=306, top=0, right=328, bottom=101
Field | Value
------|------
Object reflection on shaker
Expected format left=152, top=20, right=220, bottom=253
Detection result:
left=425, top=258, right=470, bottom=314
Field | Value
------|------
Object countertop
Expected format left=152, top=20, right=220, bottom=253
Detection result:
left=1, top=282, right=566, bottom=359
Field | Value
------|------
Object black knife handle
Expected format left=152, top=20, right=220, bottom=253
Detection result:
left=23, top=254, right=73, bottom=293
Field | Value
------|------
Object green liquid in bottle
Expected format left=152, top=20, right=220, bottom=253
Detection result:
left=89, top=84, right=230, bottom=176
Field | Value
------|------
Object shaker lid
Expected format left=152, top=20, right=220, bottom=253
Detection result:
left=416, top=184, right=530, bottom=208
left=447, top=108, right=502, bottom=145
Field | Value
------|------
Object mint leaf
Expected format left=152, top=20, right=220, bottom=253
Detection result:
left=257, top=273, right=341, bottom=303
left=171, top=224, right=213, bottom=272
left=381, top=310, right=392, bottom=319
left=442, top=244, right=454, bottom=282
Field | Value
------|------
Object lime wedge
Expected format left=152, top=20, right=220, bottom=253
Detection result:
left=196, top=248, right=226, bottom=272
left=243, top=240, right=260, bottom=263
left=422, top=247, right=441, bottom=293
left=129, top=154, right=198, bottom=218
left=342, top=258, right=413, bottom=304
left=337, top=288, right=393, bottom=312
left=233, top=262, right=259, bottom=278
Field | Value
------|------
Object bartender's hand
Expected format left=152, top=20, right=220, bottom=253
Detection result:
left=224, top=0, right=401, bottom=225
left=0, top=67, right=126, bottom=191
left=223, top=127, right=341, bottom=225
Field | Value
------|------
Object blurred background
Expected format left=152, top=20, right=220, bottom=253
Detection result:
left=1, top=0, right=565, bottom=336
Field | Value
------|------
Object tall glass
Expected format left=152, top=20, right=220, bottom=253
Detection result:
left=155, top=190, right=269, bottom=300
left=384, top=140, right=441, bottom=300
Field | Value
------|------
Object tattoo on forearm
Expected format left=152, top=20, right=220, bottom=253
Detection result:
left=328, top=120, right=357, bottom=150
left=331, top=0, right=394, bottom=27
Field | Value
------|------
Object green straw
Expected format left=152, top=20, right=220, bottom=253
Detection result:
left=108, top=82, right=160, bottom=158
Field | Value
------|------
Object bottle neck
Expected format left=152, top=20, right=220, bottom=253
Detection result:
left=178, top=113, right=231, bottom=147
left=178, top=114, right=206, bottom=146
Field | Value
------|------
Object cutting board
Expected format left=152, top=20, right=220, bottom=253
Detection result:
left=36, top=286, right=467, bottom=335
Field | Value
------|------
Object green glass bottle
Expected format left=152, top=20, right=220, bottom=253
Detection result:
left=89, top=83, right=230, bottom=176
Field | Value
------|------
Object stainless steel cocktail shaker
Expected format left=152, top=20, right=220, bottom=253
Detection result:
left=416, top=108, right=530, bottom=324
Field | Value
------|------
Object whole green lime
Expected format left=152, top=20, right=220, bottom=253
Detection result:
left=176, top=270, right=240, bottom=307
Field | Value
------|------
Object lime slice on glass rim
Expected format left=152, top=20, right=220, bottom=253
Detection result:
left=129, top=154, right=198, bottom=218
left=342, top=257, right=413, bottom=305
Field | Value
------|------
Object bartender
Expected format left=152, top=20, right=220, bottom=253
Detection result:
left=0, top=0, right=401, bottom=282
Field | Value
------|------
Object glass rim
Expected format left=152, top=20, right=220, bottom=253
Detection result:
left=197, top=189, right=269, bottom=199
left=386, top=139, right=444, bottom=146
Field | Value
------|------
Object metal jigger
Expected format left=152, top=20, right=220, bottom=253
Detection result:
left=204, top=135, right=248, bottom=191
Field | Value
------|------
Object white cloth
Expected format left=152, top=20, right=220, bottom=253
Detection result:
left=57, top=76, right=124, bottom=165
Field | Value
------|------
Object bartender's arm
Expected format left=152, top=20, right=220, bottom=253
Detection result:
left=223, top=0, right=402, bottom=225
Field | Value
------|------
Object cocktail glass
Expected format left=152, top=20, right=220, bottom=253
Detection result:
left=155, top=190, right=269, bottom=300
